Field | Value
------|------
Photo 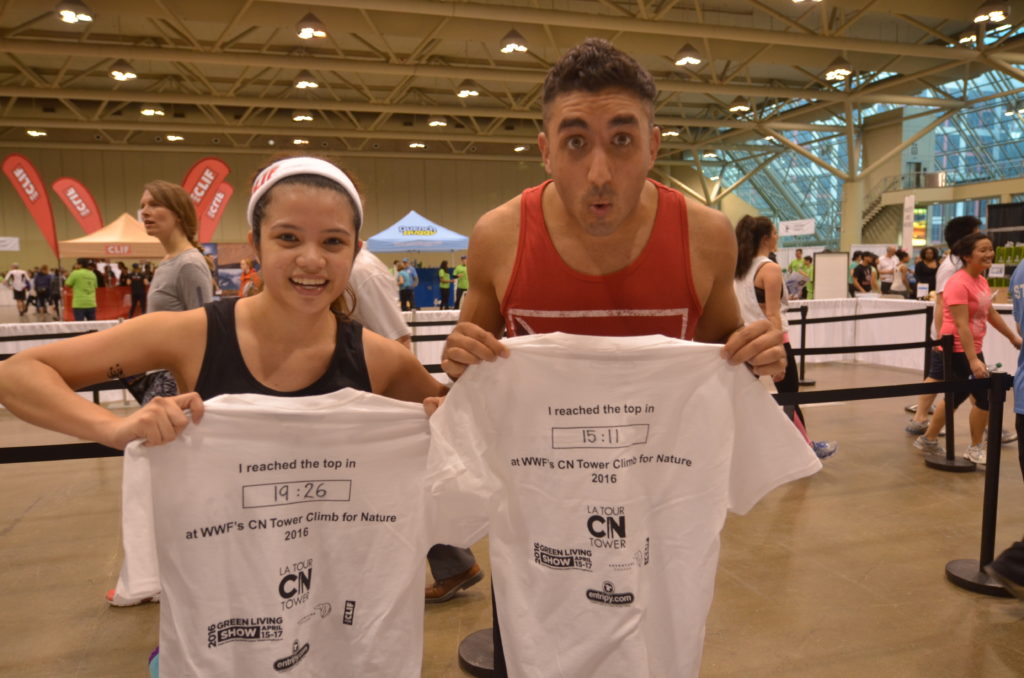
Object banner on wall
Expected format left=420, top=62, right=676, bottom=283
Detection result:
left=778, top=218, right=816, bottom=237
left=198, top=181, right=233, bottom=242
left=182, top=157, right=230, bottom=227
left=0, top=236, right=20, bottom=251
left=52, top=177, right=103, bottom=234
left=2, top=154, right=58, bottom=256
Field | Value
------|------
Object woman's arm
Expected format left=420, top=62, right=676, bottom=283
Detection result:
left=363, top=328, right=447, bottom=403
left=754, top=261, right=784, bottom=332
left=0, top=311, right=205, bottom=448
left=988, top=305, right=1023, bottom=350
left=949, top=304, right=987, bottom=377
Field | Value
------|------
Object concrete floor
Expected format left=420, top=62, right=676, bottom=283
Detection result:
left=1, top=358, right=1023, bottom=677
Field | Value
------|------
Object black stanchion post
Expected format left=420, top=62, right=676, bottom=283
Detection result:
left=922, top=305, right=933, bottom=380
left=798, top=305, right=815, bottom=387
left=945, top=372, right=1013, bottom=597
left=925, top=335, right=976, bottom=472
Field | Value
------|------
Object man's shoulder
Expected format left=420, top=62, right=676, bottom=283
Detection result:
left=683, top=198, right=734, bottom=249
left=471, top=192, right=522, bottom=254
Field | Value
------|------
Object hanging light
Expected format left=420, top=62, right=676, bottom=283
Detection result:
left=500, top=29, right=528, bottom=54
left=728, top=97, right=751, bottom=114
left=26, top=129, right=47, bottom=137
left=456, top=79, right=479, bottom=98
left=824, top=57, right=853, bottom=82
left=427, top=115, right=447, bottom=127
left=292, top=138, right=310, bottom=145
left=109, top=59, right=137, bottom=81
left=140, top=104, right=165, bottom=117
left=165, top=134, right=184, bottom=142
left=673, top=44, right=702, bottom=67
left=660, top=129, right=680, bottom=137
left=409, top=141, right=426, bottom=149
left=55, top=0, right=93, bottom=23
left=294, top=70, right=319, bottom=89
left=292, top=110, right=314, bottom=122
left=975, top=2, right=1009, bottom=24
left=296, top=13, right=327, bottom=39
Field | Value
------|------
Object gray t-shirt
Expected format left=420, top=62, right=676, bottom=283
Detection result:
left=148, top=249, right=213, bottom=312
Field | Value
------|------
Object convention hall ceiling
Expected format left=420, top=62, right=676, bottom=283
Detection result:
left=0, top=0, right=1017, bottom=164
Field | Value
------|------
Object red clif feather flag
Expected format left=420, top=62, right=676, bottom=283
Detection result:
left=52, top=177, right=103, bottom=234
left=3, top=154, right=58, bottom=256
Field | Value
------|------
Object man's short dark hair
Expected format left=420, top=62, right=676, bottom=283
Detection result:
left=944, top=216, right=981, bottom=250
left=542, top=38, right=656, bottom=125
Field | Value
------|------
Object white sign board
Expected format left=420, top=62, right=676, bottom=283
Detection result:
left=779, top=218, right=816, bottom=237
left=990, top=263, right=1006, bottom=278
left=902, top=194, right=916, bottom=247
left=0, top=236, right=20, bottom=251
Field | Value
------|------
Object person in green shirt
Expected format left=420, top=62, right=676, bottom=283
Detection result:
left=787, top=248, right=804, bottom=275
left=438, top=259, right=452, bottom=309
left=65, top=258, right=98, bottom=321
left=453, top=254, right=469, bottom=309
left=787, top=250, right=813, bottom=299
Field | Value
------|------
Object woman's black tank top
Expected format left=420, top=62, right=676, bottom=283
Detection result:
left=194, top=298, right=372, bottom=400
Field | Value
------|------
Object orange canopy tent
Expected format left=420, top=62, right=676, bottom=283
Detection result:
left=58, top=212, right=164, bottom=259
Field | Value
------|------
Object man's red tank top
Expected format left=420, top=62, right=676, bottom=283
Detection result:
left=501, top=179, right=702, bottom=339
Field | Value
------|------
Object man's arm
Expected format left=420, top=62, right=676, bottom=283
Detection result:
left=441, top=203, right=516, bottom=379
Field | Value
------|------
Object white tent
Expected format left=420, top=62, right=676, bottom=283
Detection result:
left=58, top=212, right=165, bottom=259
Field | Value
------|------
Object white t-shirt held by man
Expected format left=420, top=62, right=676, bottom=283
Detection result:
left=428, top=332, right=821, bottom=678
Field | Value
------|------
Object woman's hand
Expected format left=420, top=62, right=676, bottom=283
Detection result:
left=107, top=392, right=204, bottom=450
left=969, top=357, right=989, bottom=380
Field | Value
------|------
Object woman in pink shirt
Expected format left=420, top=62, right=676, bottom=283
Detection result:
left=915, top=232, right=1022, bottom=463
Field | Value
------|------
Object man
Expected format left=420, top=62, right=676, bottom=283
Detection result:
left=848, top=251, right=862, bottom=297
left=128, top=263, right=148, bottom=317
left=396, top=260, right=415, bottom=312
left=878, top=245, right=899, bottom=294
left=4, top=263, right=31, bottom=316
left=788, top=248, right=804, bottom=274
left=453, top=254, right=469, bottom=309
left=65, top=258, right=98, bottom=321
left=439, top=38, right=787, bottom=674
left=403, top=257, right=419, bottom=309
left=349, top=245, right=412, bottom=348
left=852, top=252, right=876, bottom=294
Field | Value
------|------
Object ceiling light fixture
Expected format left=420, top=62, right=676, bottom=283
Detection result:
left=140, top=104, right=165, bottom=117
left=292, top=138, right=309, bottom=145
left=673, top=43, right=702, bottom=67
left=296, top=13, right=327, bottom=39
left=26, top=129, right=47, bottom=137
left=824, top=56, right=853, bottom=81
left=702, top=151, right=718, bottom=159
left=513, top=145, right=527, bottom=152
left=661, top=129, right=680, bottom=137
left=791, top=0, right=823, bottom=3
left=728, top=97, right=752, bottom=114
left=292, top=110, right=314, bottom=122
left=427, top=115, right=447, bottom=127
left=409, top=142, right=426, bottom=149
left=109, top=59, right=137, bottom=81
left=500, top=29, right=528, bottom=54
left=975, top=2, right=1009, bottom=24
left=294, top=70, right=319, bottom=89
left=959, top=29, right=979, bottom=44
left=456, top=79, right=479, bottom=98
left=56, top=0, right=93, bottom=23
left=165, top=134, right=184, bottom=142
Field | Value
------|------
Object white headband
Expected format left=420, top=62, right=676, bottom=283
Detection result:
left=246, top=156, right=363, bottom=230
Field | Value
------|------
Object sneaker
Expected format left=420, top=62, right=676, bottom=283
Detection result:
left=811, top=441, right=838, bottom=459
left=904, top=403, right=936, bottom=415
left=914, top=435, right=944, bottom=454
left=985, top=540, right=1024, bottom=601
left=905, top=419, right=929, bottom=435
left=425, top=564, right=484, bottom=604
left=966, top=444, right=987, bottom=466
left=985, top=428, right=1018, bottom=445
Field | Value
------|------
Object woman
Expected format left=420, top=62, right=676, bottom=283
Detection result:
left=142, top=181, right=214, bottom=313
left=915, top=246, right=939, bottom=296
left=733, top=215, right=837, bottom=459
left=0, top=157, right=445, bottom=676
left=914, top=232, right=1022, bottom=463
left=438, top=259, right=451, bottom=310
left=889, top=249, right=911, bottom=298
left=239, top=257, right=260, bottom=297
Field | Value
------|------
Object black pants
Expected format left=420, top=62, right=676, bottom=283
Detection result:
left=778, top=342, right=803, bottom=424
left=455, top=287, right=467, bottom=309
left=439, top=287, right=451, bottom=310
left=1016, top=413, right=1024, bottom=484
left=129, top=294, right=146, bottom=317
left=399, top=288, right=414, bottom=311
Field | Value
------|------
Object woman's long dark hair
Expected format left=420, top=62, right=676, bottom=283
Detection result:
left=734, top=215, right=775, bottom=279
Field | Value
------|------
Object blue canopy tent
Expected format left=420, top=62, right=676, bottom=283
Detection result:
left=365, top=210, right=468, bottom=308
left=365, top=210, right=468, bottom=252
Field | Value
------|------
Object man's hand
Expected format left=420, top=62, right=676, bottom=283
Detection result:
left=441, top=321, right=509, bottom=380
left=720, top=319, right=786, bottom=377
left=107, top=392, right=204, bottom=450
